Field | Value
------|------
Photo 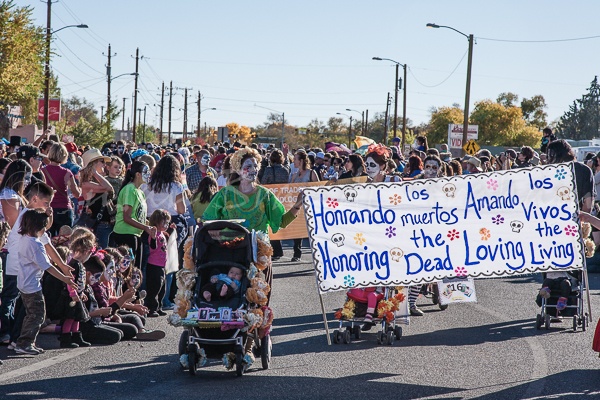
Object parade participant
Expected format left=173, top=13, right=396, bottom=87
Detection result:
left=17, top=145, right=46, bottom=193
left=339, top=154, right=366, bottom=180
left=217, top=155, right=231, bottom=186
left=364, top=145, right=401, bottom=182
left=512, top=146, right=535, bottom=169
left=185, top=149, right=216, bottom=193
left=43, top=143, right=81, bottom=235
left=403, top=155, right=423, bottom=178
left=415, top=136, right=428, bottom=152
left=191, top=176, right=218, bottom=221
left=114, top=140, right=132, bottom=169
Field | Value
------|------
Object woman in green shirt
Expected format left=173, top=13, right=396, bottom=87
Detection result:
left=109, top=160, right=157, bottom=268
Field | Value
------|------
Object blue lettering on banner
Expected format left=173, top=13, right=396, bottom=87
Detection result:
left=318, top=240, right=391, bottom=282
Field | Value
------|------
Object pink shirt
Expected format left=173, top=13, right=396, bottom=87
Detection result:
left=42, top=165, right=73, bottom=209
left=148, top=231, right=168, bottom=267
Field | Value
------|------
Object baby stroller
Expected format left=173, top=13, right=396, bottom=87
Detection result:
left=178, top=221, right=271, bottom=377
left=535, top=272, right=589, bottom=331
left=333, top=287, right=405, bottom=346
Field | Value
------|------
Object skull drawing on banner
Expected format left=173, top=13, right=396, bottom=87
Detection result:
left=343, top=188, right=357, bottom=202
left=442, top=183, right=456, bottom=198
left=331, top=233, right=345, bottom=247
left=557, top=186, right=571, bottom=201
left=389, top=247, right=404, bottom=262
left=510, top=220, right=524, bottom=233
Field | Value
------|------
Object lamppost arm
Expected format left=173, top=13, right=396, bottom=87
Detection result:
left=426, top=23, right=468, bottom=39
left=51, top=24, right=88, bottom=34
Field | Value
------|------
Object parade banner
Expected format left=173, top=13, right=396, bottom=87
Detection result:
left=437, top=277, right=477, bottom=305
left=303, top=163, right=583, bottom=293
left=265, top=181, right=327, bottom=240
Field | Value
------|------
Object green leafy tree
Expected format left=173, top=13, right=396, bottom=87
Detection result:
left=496, top=92, right=519, bottom=107
left=521, top=95, right=547, bottom=129
left=556, top=76, right=600, bottom=140
left=426, top=106, right=464, bottom=145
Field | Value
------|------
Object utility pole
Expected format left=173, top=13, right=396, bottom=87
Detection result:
left=132, top=48, right=139, bottom=142
left=393, top=63, right=399, bottom=140
left=137, top=109, right=142, bottom=142
left=462, top=34, right=474, bottom=157
left=281, top=113, right=285, bottom=150
left=43, top=0, right=52, bottom=133
left=402, top=64, right=407, bottom=148
left=197, top=91, right=201, bottom=137
left=105, top=43, right=116, bottom=130
left=159, top=82, right=164, bottom=144
left=384, top=93, right=390, bottom=142
left=122, top=98, right=126, bottom=131
left=142, top=106, right=146, bottom=142
left=348, top=116, right=353, bottom=148
left=100, top=106, right=104, bottom=123
left=365, top=109, right=369, bottom=135
left=183, top=88, right=188, bottom=141
left=168, top=81, right=172, bottom=144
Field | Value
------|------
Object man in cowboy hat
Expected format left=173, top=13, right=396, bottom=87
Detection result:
left=464, top=157, right=483, bottom=174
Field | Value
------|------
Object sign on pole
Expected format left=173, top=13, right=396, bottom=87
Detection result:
left=463, top=139, right=480, bottom=155
left=37, top=99, right=61, bottom=121
left=448, top=124, right=478, bottom=149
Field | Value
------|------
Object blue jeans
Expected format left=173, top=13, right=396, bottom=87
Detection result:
left=163, top=272, right=174, bottom=307
left=96, top=224, right=113, bottom=250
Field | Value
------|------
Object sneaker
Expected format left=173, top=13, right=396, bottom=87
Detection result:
left=291, top=257, right=301, bottom=262
left=539, top=287, right=551, bottom=299
left=410, top=305, right=424, bottom=316
left=32, top=345, right=45, bottom=353
left=556, top=297, right=568, bottom=311
left=136, top=329, right=166, bottom=341
left=7, top=342, right=17, bottom=350
left=14, top=345, right=40, bottom=355
left=0, top=333, right=10, bottom=343
left=147, top=311, right=159, bottom=318
left=271, top=256, right=281, bottom=261
left=157, top=310, right=167, bottom=316
left=162, top=304, right=175, bottom=311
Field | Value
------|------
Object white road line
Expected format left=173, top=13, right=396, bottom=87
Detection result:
left=0, top=347, right=90, bottom=383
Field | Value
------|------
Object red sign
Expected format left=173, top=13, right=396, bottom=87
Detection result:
left=37, top=99, right=61, bottom=121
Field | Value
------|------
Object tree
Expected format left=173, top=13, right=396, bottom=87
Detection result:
left=520, top=95, right=547, bottom=129
left=0, top=1, right=45, bottom=135
left=556, top=76, right=600, bottom=140
left=58, top=100, right=120, bottom=149
left=496, top=92, right=519, bottom=107
left=426, top=106, right=464, bottom=145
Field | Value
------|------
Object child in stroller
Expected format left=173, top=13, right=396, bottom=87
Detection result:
left=201, top=265, right=243, bottom=302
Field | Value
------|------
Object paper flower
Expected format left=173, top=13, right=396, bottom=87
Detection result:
left=385, top=226, right=396, bottom=238
left=486, top=179, right=498, bottom=191
left=447, top=229, right=460, bottom=241
left=492, top=215, right=504, bottom=225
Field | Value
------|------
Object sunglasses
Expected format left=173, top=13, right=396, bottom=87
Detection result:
left=34, top=156, right=44, bottom=161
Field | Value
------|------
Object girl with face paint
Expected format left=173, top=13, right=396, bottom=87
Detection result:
left=110, top=161, right=156, bottom=271
left=364, top=146, right=402, bottom=183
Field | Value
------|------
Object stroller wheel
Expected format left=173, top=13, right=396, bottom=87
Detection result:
left=235, top=352, right=244, bottom=377
left=187, top=343, right=198, bottom=376
left=376, top=331, right=384, bottom=345
left=536, top=314, right=543, bottom=330
left=544, top=313, right=551, bottom=330
left=386, top=331, right=394, bottom=345
left=179, top=330, right=189, bottom=357
left=332, top=330, right=340, bottom=344
left=261, top=335, right=271, bottom=370
left=573, top=316, right=578, bottom=332
left=343, top=329, right=351, bottom=344
left=394, top=326, right=402, bottom=340
left=439, top=303, right=448, bottom=311
left=353, top=325, right=361, bottom=340
left=581, top=315, right=587, bottom=332
left=432, top=284, right=439, bottom=305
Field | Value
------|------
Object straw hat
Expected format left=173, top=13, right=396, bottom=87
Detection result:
left=82, top=148, right=111, bottom=168
left=467, top=157, right=483, bottom=172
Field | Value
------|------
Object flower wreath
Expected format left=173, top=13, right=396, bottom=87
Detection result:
left=367, top=143, right=391, bottom=158
left=230, top=147, right=262, bottom=172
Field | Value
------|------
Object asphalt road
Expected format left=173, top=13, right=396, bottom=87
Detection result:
left=1, top=240, right=600, bottom=400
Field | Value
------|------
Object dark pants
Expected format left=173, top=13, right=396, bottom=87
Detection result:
left=542, top=277, right=572, bottom=298
left=293, top=238, right=302, bottom=258
left=145, top=264, right=165, bottom=312
left=10, top=295, right=26, bottom=343
left=119, top=312, right=145, bottom=331
left=104, top=321, right=138, bottom=340
left=16, top=290, right=45, bottom=348
left=50, top=208, right=73, bottom=237
left=109, top=232, right=141, bottom=269
left=80, top=321, right=122, bottom=345
left=0, top=272, right=18, bottom=338
left=271, top=240, right=283, bottom=257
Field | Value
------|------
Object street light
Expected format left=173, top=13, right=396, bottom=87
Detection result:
left=336, top=112, right=353, bottom=148
left=427, top=23, right=474, bottom=156
left=43, top=0, right=89, bottom=132
left=199, top=107, right=216, bottom=137
left=346, top=109, right=364, bottom=135
left=372, top=57, right=407, bottom=148
left=255, top=104, right=285, bottom=149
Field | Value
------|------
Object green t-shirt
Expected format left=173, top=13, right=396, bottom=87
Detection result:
left=113, top=183, right=147, bottom=236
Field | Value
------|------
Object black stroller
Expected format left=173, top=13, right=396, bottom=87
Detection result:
left=178, top=221, right=271, bottom=376
left=535, top=271, right=589, bottom=331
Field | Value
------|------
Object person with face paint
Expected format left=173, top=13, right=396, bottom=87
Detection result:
left=185, top=150, right=217, bottom=193
left=17, top=145, right=47, bottom=196
left=113, top=140, right=132, bottom=169
left=42, top=143, right=82, bottom=236
left=110, top=161, right=156, bottom=270
left=416, top=155, right=444, bottom=180
left=364, top=145, right=402, bottom=183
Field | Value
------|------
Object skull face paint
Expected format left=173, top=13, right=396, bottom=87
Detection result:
left=241, top=158, right=258, bottom=182
left=23, top=172, right=32, bottom=188
left=89, top=272, right=102, bottom=286
left=141, top=165, right=151, bottom=183
left=104, top=262, right=116, bottom=282
left=423, top=160, right=439, bottom=179
left=119, top=257, right=132, bottom=273
left=130, top=272, right=141, bottom=288
left=365, top=157, right=381, bottom=178
left=200, top=154, right=210, bottom=166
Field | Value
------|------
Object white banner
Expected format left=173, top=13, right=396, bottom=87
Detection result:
left=437, top=278, right=477, bottom=305
left=303, top=163, right=583, bottom=293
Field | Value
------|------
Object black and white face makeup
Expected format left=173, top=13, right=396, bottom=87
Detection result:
left=241, top=158, right=258, bottom=182
left=200, top=154, right=210, bottom=166
left=141, top=165, right=151, bottom=183
left=365, top=157, right=381, bottom=178
left=90, top=272, right=102, bottom=286
left=119, top=256, right=131, bottom=273
left=104, top=262, right=116, bottom=282
left=423, top=160, right=439, bottom=179
left=23, top=172, right=32, bottom=188
left=130, top=271, right=141, bottom=288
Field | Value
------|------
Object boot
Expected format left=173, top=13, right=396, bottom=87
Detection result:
left=71, top=332, right=91, bottom=347
left=58, top=333, right=79, bottom=348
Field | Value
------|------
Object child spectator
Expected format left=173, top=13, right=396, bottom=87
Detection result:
left=146, top=210, right=175, bottom=317
left=14, top=209, right=76, bottom=355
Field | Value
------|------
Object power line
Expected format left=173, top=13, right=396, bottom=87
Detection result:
left=60, top=0, right=108, bottom=46
left=53, top=41, right=103, bottom=79
left=477, top=35, right=600, bottom=43
left=60, top=76, right=106, bottom=87
left=51, top=10, right=104, bottom=52
left=149, top=57, right=386, bottom=68
left=204, top=96, right=384, bottom=106
left=408, top=49, right=468, bottom=88
left=54, top=36, right=103, bottom=74
left=143, top=58, right=163, bottom=82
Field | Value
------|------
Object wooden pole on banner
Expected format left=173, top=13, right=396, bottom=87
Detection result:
left=583, top=266, right=592, bottom=321
left=318, top=292, right=331, bottom=345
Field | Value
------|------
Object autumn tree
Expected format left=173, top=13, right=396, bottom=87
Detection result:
left=497, top=92, right=519, bottom=107
left=426, top=106, right=464, bottom=145
left=0, top=1, right=45, bottom=136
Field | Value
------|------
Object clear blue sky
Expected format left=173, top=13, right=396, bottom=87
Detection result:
left=25, top=0, right=600, bottom=134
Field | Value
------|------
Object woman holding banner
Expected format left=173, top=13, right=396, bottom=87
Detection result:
left=289, top=151, right=319, bottom=261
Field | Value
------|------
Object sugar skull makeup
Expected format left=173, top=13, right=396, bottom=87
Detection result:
left=423, top=160, right=439, bottom=179
left=90, top=272, right=102, bottom=286
left=119, top=256, right=132, bottom=273
left=141, top=165, right=151, bottom=183
left=241, top=158, right=257, bottom=182
left=131, top=272, right=141, bottom=287
left=365, top=157, right=380, bottom=178
left=200, top=154, right=210, bottom=166
left=23, top=172, right=32, bottom=188
left=104, top=261, right=116, bottom=282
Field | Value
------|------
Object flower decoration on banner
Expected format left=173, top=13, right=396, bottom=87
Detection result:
left=455, top=266, right=467, bottom=277
left=389, top=194, right=402, bottom=205
left=486, top=179, right=498, bottom=191
left=385, top=226, right=397, bottom=238
left=326, top=197, right=339, bottom=208
left=354, top=233, right=365, bottom=245
left=492, top=215, right=504, bottom=225
left=564, top=225, right=577, bottom=236
left=447, top=229, right=460, bottom=241
left=344, top=275, right=355, bottom=286
left=479, top=228, right=491, bottom=240
left=367, top=143, right=391, bottom=157
left=555, top=168, right=567, bottom=180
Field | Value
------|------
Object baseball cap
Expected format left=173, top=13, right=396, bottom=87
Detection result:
left=392, top=137, right=401, bottom=143
left=316, top=152, right=325, bottom=159
left=18, top=144, right=46, bottom=161
left=307, top=151, right=316, bottom=157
